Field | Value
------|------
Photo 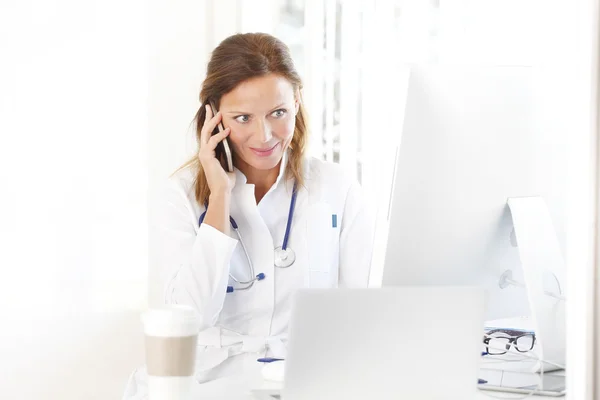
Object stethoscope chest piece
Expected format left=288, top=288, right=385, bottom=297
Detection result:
left=274, top=246, right=295, bottom=268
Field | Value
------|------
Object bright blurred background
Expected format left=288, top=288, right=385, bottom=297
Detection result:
left=0, top=0, right=597, bottom=399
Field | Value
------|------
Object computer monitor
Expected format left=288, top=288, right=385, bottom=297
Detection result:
left=381, top=65, right=567, bottom=321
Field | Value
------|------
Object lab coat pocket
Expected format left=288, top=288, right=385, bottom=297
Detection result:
left=306, top=203, right=339, bottom=288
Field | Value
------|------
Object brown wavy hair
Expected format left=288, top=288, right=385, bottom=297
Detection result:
left=176, top=33, right=309, bottom=206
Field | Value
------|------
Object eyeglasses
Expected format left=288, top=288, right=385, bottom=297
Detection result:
left=483, top=329, right=536, bottom=355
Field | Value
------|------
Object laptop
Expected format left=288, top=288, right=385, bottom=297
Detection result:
left=252, top=286, right=485, bottom=400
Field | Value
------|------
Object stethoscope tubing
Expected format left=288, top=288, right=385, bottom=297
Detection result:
left=198, top=182, right=298, bottom=292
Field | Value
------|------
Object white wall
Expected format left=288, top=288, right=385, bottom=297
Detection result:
left=0, top=1, right=148, bottom=398
left=0, top=0, right=148, bottom=315
left=147, top=0, right=211, bottom=307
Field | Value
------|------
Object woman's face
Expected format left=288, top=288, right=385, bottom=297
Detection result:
left=219, top=73, right=299, bottom=173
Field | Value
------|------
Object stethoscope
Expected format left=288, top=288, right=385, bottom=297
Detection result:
left=199, top=182, right=298, bottom=293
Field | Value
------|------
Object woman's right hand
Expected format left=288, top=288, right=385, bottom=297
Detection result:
left=198, top=104, right=236, bottom=195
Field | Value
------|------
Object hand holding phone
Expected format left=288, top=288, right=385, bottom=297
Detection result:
left=197, top=102, right=236, bottom=196
left=208, top=101, right=234, bottom=173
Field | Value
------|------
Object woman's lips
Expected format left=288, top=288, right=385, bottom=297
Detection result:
left=250, top=142, right=280, bottom=157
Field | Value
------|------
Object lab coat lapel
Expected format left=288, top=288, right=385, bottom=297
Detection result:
left=233, top=179, right=275, bottom=340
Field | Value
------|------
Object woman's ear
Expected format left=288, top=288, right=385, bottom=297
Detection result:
left=294, top=99, right=300, bottom=115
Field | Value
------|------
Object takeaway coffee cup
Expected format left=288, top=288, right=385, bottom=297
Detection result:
left=142, top=305, right=201, bottom=400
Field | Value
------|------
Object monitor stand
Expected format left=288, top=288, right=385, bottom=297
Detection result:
left=490, top=196, right=566, bottom=373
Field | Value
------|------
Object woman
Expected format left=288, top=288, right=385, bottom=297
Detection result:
left=124, top=32, right=374, bottom=397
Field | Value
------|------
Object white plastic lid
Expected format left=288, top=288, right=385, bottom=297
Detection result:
left=141, top=305, right=201, bottom=337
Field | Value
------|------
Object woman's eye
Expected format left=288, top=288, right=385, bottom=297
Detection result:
left=234, top=115, right=250, bottom=123
left=272, top=109, right=287, bottom=118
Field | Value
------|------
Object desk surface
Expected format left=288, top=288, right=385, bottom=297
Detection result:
left=185, top=377, right=564, bottom=400
left=125, top=353, right=565, bottom=399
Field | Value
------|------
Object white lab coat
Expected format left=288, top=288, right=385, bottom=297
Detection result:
left=123, top=153, right=374, bottom=399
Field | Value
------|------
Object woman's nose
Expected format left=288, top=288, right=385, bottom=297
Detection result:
left=255, top=119, right=273, bottom=142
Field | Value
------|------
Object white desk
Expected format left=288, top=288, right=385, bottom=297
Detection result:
left=152, top=374, right=564, bottom=400
left=2, top=312, right=144, bottom=400
left=252, top=381, right=564, bottom=400
left=125, top=355, right=565, bottom=400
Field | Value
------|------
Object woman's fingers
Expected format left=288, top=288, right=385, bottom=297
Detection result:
left=206, top=127, right=231, bottom=150
left=200, top=104, right=223, bottom=145
left=198, top=127, right=230, bottom=163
